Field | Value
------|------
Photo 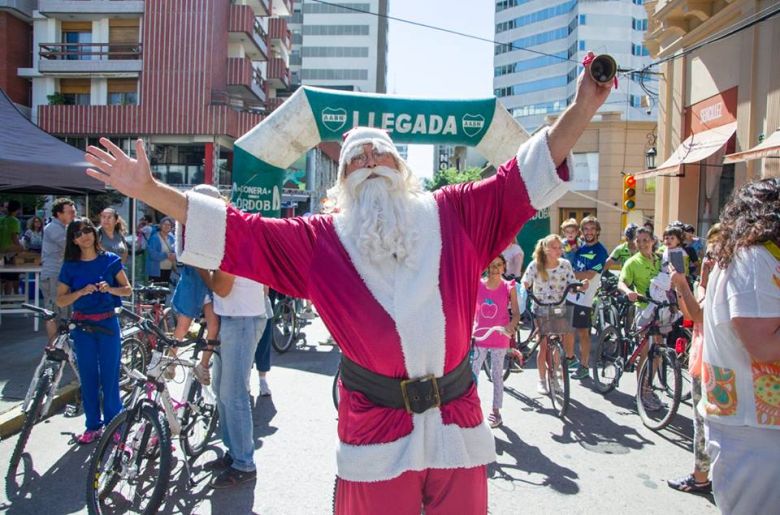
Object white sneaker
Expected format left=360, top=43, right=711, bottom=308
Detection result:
left=299, top=309, right=316, bottom=320
left=259, top=378, right=271, bottom=397
left=537, top=380, right=549, bottom=395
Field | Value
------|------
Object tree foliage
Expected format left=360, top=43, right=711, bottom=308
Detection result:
left=423, top=166, right=483, bottom=191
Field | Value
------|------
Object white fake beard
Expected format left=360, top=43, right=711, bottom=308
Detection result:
left=337, top=165, right=418, bottom=265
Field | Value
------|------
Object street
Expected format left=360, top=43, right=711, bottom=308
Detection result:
left=0, top=316, right=716, bottom=514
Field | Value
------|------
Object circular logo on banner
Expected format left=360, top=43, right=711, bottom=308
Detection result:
left=322, top=107, right=348, bottom=133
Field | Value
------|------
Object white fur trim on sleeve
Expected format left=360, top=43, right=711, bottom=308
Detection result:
left=175, top=192, right=227, bottom=270
left=516, top=127, right=572, bottom=210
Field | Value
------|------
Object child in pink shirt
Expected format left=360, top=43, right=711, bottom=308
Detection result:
left=472, top=255, right=521, bottom=428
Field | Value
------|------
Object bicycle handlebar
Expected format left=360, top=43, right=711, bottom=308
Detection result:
left=635, top=295, right=677, bottom=309
left=526, top=282, right=584, bottom=307
left=22, top=303, right=56, bottom=321
left=472, top=326, right=512, bottom=342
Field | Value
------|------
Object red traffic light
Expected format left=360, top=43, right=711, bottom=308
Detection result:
left=624, top=175, right=636, bottom=188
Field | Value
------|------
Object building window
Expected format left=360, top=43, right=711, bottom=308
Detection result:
left=108, top=18, right=140, bottom=60
left=107, top=79, right=138, bottom=105
left=571, top=153, right=600, bottom=191
left=511, top=99, right=566, bottom=117
left=62, top=21, right=92, bottom=61
left=497, top=1, right=577, bottom=33
left=302, top=3, right=370, bottom=14
left=59, top=78, right=91, bottom=105
left=632, top=0, right=644, bottom=5
left=301, top=46, right=369, bottom=58
left=302, top=25, right=369, bottom=36
left=510, top=75, right=567, bottom=95
left=632, top=18, right=648, bottom=31
left=493, top=51, right=568, bottom=76
left=632, top=43, right=650, bottom=56
left=301, top=68, right=368, bottom=80
left=629, top=94, right=643, bottom=108
left=579, top=40, right=586, bottom=51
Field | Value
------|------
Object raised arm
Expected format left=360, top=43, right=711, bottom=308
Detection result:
left=85, top=138, right=187, bottom=223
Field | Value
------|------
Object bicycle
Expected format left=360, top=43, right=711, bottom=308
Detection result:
left=591, top=273, right=633, bottom=340
left=526, top=283, right=582, bottom=419
left=86, top=308, right=218, bottom=514
left=591, top=296, right=683, bottom=430
left=7, top=304, right=111, bottom=478
left=270, top=291, right=312, bottom=353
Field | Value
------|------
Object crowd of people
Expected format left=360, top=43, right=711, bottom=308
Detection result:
left=470, top=177, right=778, bottom=513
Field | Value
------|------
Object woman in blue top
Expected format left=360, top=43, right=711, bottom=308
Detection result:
left=145, top=217, right=176, bottom=284
left=56, top=217, right=132, bottom=444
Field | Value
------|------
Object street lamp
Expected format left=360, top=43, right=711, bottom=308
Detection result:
left=645, top=146, right=657, bottom=170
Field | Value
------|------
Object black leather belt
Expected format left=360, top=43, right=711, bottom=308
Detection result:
left=339, top=355, right=473, bottom=414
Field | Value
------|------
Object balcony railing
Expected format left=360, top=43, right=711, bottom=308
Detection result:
left=266, top=57, right=289, bottom=89
left=228, top=4, right=268, bottom=61
left=40, top=42, right=142, bottom=60
left=226, top=57, right=266, bottom=103
left=268, top=17, right=291, bottom=50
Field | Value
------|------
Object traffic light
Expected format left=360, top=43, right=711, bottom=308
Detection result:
left=623, top=174, right=637, bottom=211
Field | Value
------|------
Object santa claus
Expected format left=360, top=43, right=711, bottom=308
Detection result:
left=85, top=56, right=610, bottom=514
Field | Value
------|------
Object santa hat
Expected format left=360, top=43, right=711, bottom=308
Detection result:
left=337, top=126, right=411, bottom=182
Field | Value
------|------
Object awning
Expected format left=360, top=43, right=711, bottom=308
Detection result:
left=634, top=121, right=737, bottom=180
left=723, top=128, right=780, bottom=164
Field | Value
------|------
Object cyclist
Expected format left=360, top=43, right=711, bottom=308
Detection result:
left=606, top=223, right=638, bottom=270
left=568, top=216, right=608, bottom=380
left=471, top=255, right=521, bottom=428
left=56, top=217, right=132, bottom=443
left=522, top=234, right=586, bottom=395
left=617, top=226, right=663, bottom=410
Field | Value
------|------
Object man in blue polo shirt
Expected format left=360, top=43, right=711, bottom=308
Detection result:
left=567, top=215, right=608, bottom=379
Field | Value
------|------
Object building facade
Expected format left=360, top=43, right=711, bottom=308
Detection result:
left=17, top=0, right=292, bottom=189
left=493, top=0, right=657, bottom=133
left=287, top=0, right=388, bottom=93
left=433, top=144, right=488, bottom=173
left=0, top=0, right=34, bottom=110
left=641, top=0, right=779, bottom=234
left=545, top=112, right=656, bottom=253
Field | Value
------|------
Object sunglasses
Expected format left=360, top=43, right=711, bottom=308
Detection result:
left=75, top=227, right=94, bottom=237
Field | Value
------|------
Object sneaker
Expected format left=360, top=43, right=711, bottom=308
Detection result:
left=667, top=474, right=712, bottom=494
left=641, top=392, right=664, bottom=411
left=566, top=356, right=581, bottom=370
left=194, top=363, right=211, bottom=385
left=211, top=467, right=257, bottom=489
left=571, top=365, right=589, bottom=380
left=537, top=380, right=549, bottom=395
left=299, top=308, right=316, bottom=320
left=76, top=428, right=103, bottom=445
left=203, top=453, right=234, bottom=471
left=259, top=378, right=272, bottom=397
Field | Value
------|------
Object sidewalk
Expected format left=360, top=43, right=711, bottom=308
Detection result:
left=0, top=314, right=78, bottom=437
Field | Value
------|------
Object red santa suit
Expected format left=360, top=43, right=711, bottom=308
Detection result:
left=176, top=127, right=571, bottom=513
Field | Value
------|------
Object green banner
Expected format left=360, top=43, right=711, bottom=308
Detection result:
left=517, top=207, right=551, bottom=268
left=304, top=88, right=496, bottom=146
left=231, top=147, right=284, bottom=218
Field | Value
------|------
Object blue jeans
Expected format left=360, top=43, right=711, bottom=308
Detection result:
left=212, top=315, right=266, bottom=472
left=254, top=319, right=272, bottom=373
left=71, top=317, right=122, bottom=431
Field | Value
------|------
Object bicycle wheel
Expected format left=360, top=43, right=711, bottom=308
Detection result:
left=482, top=351, right=512, bottom=382
left=592, top=325, right=621, bottom=394
left=637, top=347, right=682, bottom=431
left=271, top=299, right=297, bottom=353
left=670, top=328, right=693, bottom=402
left=119, top=338, right=147, bottom=393
left=547, top=339, right=569, bottom=418
left=86, top=404, right=172, bottom=515
left=181, top=381, right=218, bottom=458
left=7, top=367, right=52, bottom=478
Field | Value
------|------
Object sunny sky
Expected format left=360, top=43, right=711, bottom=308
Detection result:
left=386, top=1, right=496, bottom=179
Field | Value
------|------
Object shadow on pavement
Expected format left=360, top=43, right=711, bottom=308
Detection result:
left=269, top=345, right=341, bottom=378
left=3, top=437, right=91, bottom=514
left=490, top=424, right=580, bottom=495
left=552, top=397, right=654, bottom=454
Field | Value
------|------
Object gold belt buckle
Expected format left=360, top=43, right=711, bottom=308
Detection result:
left=400, top=374, right=441, bottom=414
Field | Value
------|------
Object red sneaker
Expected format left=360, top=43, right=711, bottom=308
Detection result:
left=76, top=428, right=103, bottom=445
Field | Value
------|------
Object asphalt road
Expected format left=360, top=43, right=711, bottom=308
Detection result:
left=0, top=316, right=716, bottom=514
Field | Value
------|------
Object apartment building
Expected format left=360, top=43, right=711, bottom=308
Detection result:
left=0, top=0, right=34, bottom=110
left=493, top=0, right=656, bottom=133
left=17, top=0, right=292, bottom=188
left=287, top=0, right=388, bottom=93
